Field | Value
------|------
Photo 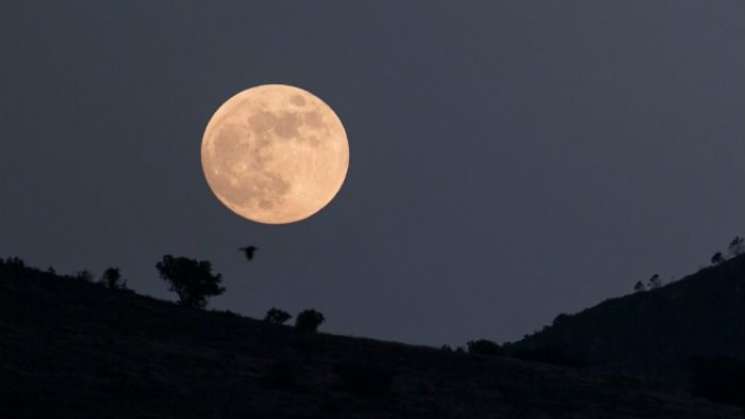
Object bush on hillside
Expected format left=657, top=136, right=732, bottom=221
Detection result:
left=101, top=267, right=126, bottom=290
left=295, top=309, right=325, bottom=333
left=648, top=274, right=662, bottom=289
left=728, top=236, right=744, bottom=257
left=264, top=307, right=292, bottom=325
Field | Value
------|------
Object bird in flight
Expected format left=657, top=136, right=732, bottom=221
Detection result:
left=239, top=246, right=258, bottom=261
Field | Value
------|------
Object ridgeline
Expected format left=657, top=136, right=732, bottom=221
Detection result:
left=0, top=258, right=742, bottom=418
left=511, top=253, right=745, bottom=390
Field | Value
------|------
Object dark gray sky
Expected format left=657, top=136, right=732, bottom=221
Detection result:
left=1, top=1, right=743, bottom=346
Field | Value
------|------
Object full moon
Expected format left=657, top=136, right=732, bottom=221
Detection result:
left=201, top=84, right=350, bottom=224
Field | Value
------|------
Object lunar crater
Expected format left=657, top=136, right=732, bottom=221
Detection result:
left=290, top=94, right=306, bottom=106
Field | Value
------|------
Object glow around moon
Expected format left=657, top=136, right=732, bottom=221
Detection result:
left=201, top=85, right=349, bottom=224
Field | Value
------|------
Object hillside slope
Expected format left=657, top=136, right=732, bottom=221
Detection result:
left=0, top=260, right=741, bottom=419
left=512, top=254, right=745, bottom=384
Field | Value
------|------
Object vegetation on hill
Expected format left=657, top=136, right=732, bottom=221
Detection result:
left=1, top=257, right=741, bottom=418
left=155, top=255, right=226, bottom=308
left=507, top=252, right=745, bottom=408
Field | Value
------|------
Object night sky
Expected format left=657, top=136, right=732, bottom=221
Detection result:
left=1, top=2, right=743, bottom=346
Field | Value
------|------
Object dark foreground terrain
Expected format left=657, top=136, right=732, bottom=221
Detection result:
left=512, top=253, right=745, bottom=388
left=0, top=261, right=741, bottom=419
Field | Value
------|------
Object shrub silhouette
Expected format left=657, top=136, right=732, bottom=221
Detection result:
left=710, top=251, right=725, bottom=265
left=633, top=280, right=646, bottom=292
left=264, top=307, right=292, bottom=325
left=101, top=267, right=126, bottom=289
left=155, top=255, right=224, bottom=309
left=728, top=236, right=744, bottom=257
left=467, top=339, right=504, bottom=356
left=295, top=309, right=325, bottom=333
left=335, top=362, right=394, bottom=397
left=647, top=273, right=662, bottom=289
left=2, top=257, right=26, bottom=270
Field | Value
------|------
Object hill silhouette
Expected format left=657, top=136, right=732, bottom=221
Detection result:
left=1, top=258, right=742, bottom=418
left=510, top=253, right=745, bottom=391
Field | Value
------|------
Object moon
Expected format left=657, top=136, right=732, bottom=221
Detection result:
left=201, top=84, right=350, bottom=224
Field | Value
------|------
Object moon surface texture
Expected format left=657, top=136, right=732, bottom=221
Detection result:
left=201, top=85, right=349, bottom=224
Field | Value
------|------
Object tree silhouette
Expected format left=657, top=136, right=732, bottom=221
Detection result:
left=648, top=274, right=662, bottom=289
left=2, top=257, right=26, bottom=270
left=728, top=236, right=744, bottom=258
left=295, top=309, right=325, bottom=333
left=101, top=267, right=126, bottom=289
left=711, top=252, right=725, bottom=265
left=634, top=280, right=647, bottom=293
left=155, top=255, right=224, bottom=309
left=264, top=307, right=292, bottom=325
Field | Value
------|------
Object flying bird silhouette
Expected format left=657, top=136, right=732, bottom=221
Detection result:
left=239, top=246, right=258, bottom=261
